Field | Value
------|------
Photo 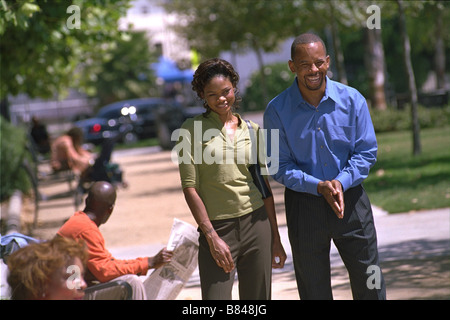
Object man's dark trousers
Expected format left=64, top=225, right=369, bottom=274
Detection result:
left=285, top=184, right=386, bottom=300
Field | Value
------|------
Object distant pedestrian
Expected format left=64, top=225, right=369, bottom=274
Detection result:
left=176, top=58, right=286, bottom=300
left=30, top=116, right=50, bottom=154
left=264, top=33, right=386, bottom=300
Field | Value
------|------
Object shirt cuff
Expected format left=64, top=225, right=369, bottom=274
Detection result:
left=305, top=175, right=322, bottom=196
left=335, top=172, right=352, bottom=192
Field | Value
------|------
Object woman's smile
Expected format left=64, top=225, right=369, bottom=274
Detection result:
left=203, top=75, right=235, bottom=116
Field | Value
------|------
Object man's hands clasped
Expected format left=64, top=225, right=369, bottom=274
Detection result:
left=317, top=179, right=345, bottom=219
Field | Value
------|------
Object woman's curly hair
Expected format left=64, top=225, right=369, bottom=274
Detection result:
left=191, top=58, right=242, bottom=115
left=7, top=236, right=88, bottom=300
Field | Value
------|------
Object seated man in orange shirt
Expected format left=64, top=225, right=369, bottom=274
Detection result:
left=57, top=181, right=173, bottom=299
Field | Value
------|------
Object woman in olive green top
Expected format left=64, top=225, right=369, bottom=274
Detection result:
left=175, top=58, right=286, bottom=300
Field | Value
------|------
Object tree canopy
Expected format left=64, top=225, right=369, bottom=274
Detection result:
left=0, top=0, right=132, bottom=100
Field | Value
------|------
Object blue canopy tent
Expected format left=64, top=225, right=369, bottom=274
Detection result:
left=151, top=56, right=194, bottom=83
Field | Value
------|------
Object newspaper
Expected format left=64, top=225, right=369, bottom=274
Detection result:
left=144, top=218, right=199, bottom=300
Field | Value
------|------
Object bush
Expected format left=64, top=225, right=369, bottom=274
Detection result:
left=242, top=60, right=450, bottom=133
left=0, top=116, right=32, bottom=202
left=370, top=105, right=450, bottom=133
left=243, top=62, right=295, bottom=111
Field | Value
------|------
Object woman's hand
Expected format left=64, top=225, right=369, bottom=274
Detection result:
left=182, top=187, right=235, bottom=273
left=207, top=233, right=235, bottom=273
left=271, top=237, right=287, bottom=269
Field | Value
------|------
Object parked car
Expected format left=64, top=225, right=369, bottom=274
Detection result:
left=74, top=98, right=203, bottom=147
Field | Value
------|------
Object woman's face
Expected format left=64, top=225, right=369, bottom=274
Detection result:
left=45, top=257, right=87, bottom=300
left=202, top=75, right=236, bottom=116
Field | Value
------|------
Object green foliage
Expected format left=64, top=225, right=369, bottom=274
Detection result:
left=163, top=0, right=298, bottom=58
left=243, top=62, right=295, bottom=111
left=0, top=116, right=31, bottom=201
left=0, top=0, right=132, bottom=100
left=0, top=0, right=41, bottom=32
left=244, top=62, right=450, bottom=134
left=165, top=0, right=450, bottom=111
left=370, top=105, right=450, bottom=132
left=83, top=31, right=158, bottom=107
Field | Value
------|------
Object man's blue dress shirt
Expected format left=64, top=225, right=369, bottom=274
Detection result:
left=263, top=77, right=377, bottom=196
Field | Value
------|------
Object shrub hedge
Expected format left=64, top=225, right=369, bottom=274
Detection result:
left=370, top=105, right=450, bottom=133
left=0, top=116, right=32, bottom=202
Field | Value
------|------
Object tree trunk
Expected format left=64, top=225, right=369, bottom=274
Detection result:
left=397, top=0, right=421, bottom=155
left=434, top=3, right=446, bottom=90
left=1, top=98, right=10, bottom=121
left=252, top=39, right=269, bottom=108
left=365, top=28, right=387, bottom=110
left=329, top=4, right=348, bottom=85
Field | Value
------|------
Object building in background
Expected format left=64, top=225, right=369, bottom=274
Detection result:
left=119, top=0, right=192, bottom=70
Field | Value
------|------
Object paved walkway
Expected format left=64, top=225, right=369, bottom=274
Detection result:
left=111, top=207, right=450, bottom=300
left=24, top=137, right=450, bottom=300
left=105, top=143, right=450, bottom=300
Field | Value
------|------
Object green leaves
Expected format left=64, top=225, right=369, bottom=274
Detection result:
left=0, top=0, right=41, bottom=34
left=0, top=0, right=132, bottom=100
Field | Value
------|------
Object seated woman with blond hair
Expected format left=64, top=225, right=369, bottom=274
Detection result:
left=7, top=236, right=88, bottom=300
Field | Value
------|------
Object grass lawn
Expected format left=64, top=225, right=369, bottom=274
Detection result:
left=364, top=126, right=450, bottom=213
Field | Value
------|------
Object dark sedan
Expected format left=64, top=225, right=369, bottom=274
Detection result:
left=75, top=98, right=203, bottom=147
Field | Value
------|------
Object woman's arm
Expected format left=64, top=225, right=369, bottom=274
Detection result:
left=183, top=187, right=235, bottom=273
left=262, top=179, right=287, bottom=269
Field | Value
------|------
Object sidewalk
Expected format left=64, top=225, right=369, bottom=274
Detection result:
left=111, top=207, right=450, bottom=300
left=30, top=145, right=449, bottom=300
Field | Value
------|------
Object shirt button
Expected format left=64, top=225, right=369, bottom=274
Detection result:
left=320, top=145, right=324, bottom=149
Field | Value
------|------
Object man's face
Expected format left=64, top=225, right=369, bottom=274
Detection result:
left=289, top=42, right=330, bottom=92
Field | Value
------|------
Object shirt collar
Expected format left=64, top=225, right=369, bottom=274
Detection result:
left=289, top=76, right=337, bottom=106
left=205, top=110, right=244, bottom=128
left=288, top=78, right=305, bottom=105
left=324, top=76, right=339, bottom=103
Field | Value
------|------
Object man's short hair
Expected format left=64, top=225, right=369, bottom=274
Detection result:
left=291, top=33, right=327, bottom=60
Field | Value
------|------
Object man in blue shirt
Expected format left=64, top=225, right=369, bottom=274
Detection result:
left=264, top=33, right=386, bottom=300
